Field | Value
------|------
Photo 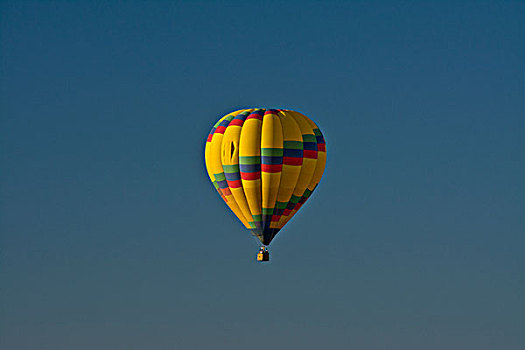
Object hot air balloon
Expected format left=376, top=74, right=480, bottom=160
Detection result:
left=204, top=108, right=326, bottom=261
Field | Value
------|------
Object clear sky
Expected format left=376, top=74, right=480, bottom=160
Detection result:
left=1, top=1, right=523, bottom=349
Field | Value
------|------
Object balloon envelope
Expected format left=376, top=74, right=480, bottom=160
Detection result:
left=204, top=109, right=326, bottom=245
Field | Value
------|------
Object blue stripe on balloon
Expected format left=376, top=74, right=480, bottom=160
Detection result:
left=239, top=163, right=261, bottom=173
left=303, top=142, right=317, bottom=151
left=224, top=172, right=241, bottom=181
left=283, top=149, right=303, bottom=158
left=261, top=156, right=283, bottom=165
left=216, top=179, right=229, bottom=189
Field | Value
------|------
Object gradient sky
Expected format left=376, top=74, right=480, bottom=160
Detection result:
left=1, top=1, right=524, bottom=349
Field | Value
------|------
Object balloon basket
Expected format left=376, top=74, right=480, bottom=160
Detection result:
left=257, top=247, right=270, bottom=262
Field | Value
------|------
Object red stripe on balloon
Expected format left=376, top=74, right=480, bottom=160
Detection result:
left=283, top=157, right=303, bottom=166
left=229, top=119, right=244, bottom=127
left=227, top=179, right=243, bottom=188
left=303, top=150, right=318, bottom=159
left=246, top=113, right=263, bottom=121
left=241, top=172, right=261, bottom=180
left=261, top=164, right=283, bottom=173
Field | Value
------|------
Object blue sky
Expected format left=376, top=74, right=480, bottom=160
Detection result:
left=1, top=1, right=524, bottom=349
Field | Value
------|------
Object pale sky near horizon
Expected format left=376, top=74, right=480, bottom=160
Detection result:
left=1, top=1, right=524, bottom=349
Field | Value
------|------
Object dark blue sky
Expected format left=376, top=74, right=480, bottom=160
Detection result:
left=1, top=1, right=523, bottom=349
